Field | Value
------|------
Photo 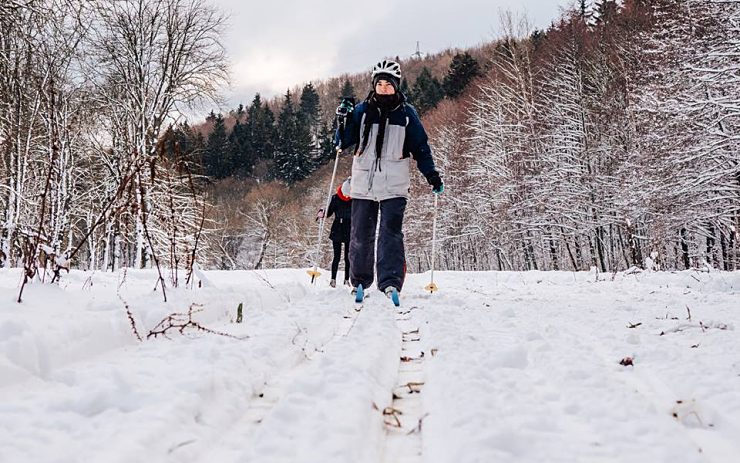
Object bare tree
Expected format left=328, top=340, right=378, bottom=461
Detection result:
left=0, top=0, right=230, bottom=302
left=86, top=0, right=228, bottom=270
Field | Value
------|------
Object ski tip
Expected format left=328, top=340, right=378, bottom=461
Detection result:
left=355, top=284, right=364, bottom=303
left=391, top=288, right=400, bottom=307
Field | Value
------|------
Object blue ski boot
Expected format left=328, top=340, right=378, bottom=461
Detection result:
left=353, top=284, right=365, bottom=303
left=384, top=286, right=400, bottom=307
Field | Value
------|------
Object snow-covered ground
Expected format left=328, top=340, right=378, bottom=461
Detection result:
left=1, top=268, right=739, bottom=463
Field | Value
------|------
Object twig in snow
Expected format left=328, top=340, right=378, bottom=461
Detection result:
left=250, top=270, right=291, bottom=303
left=383, top=407, right=403, bottom=427
left=407, top=413, right=429, bottom=435
left=253, top=270, right=276, bottom=290
left=82, top=274, right=94, bottom=291
left=291, top=322, right=311, bottom=358
left=117, top=269, right=142, bottom=341
left=342, top=309, right=361, bottom=337
left=397, top=306, right=422, bottom=317
left=147, top=304, right=246, bottom=340
left=659, top=321, right=730, bottom=336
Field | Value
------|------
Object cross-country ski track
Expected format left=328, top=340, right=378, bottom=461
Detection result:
left=1, top=268, right=740, bottom=462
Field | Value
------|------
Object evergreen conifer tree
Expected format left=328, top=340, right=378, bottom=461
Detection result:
left=234, top=103, right=245, bottom=120
left=245, top=94, right=277, bottom=166
left=274, top=91, right=313, bottom=184
left=299, top=83, right=330, bottom=170
left=204, top=113, right=230, bottom=178
left=259, top=105, right=277, bottom=160
left=166, top=121, right=203, bottom=165
left=228, top=118, right=254, bottom=177
left=399, top=78, right=413, bottom=104
left=299, top=83, right=320, bottom=126
left=340, top=79, right=356, bottom=100
left=412, top=67, right=444, bottom=114
left=442, top=52, right=481, bottom=99
left=191, top=131, right=206, bottom=175
left=175, top=121, right=194, bottom=156
left=319, top=121, right=336, bottom=161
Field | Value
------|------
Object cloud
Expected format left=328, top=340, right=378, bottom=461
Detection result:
left=214, top=0, right=569, bottom=106
left=218, top=0, right=395, bottom=103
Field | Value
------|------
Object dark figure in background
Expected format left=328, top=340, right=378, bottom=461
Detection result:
left=318, top=178, right=352, bottom=287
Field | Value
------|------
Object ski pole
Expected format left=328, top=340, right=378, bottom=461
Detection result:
left=425, top=193, right=439, bottom=293
left=307, top=145, right=341, bottom=283
left=308, top=100, right=352, bottom=283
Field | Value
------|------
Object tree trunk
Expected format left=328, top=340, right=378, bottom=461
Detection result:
left=720, top=229, right=729, bottom=271
left=706, top=222, right=716, bottom=268
left=595, top=226, right=607, bottom=272
left=680, top=227, right=691, bottom=269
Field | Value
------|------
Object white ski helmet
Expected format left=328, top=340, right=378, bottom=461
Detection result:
left=372, top=60, right=402, bottom=90
left=372, top=59, right=402, bottom=80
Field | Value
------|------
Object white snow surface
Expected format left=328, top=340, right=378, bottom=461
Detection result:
left=1, top=268, right=739, bottom=462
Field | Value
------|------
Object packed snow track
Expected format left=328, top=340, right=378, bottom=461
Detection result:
left=1, top=268, right=739, bottom=463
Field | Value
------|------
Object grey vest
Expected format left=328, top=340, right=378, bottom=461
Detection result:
left=350, top=113, right=410, bottom=201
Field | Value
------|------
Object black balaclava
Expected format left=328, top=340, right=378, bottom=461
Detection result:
left=356, top=74, right=402, bottom=160
left=371, top=72, right=401, bottom=111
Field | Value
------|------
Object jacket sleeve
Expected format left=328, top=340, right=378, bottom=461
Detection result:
left=403, top=104, right=437, bottom=178
left=334, top=103, right=364, bottom=151
left=327, top=195, right=337, bottom=218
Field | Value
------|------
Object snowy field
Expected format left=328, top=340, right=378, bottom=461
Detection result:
left=1, top=267, right=739, bottom=463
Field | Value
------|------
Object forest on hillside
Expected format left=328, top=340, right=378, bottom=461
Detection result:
left=1, top=0, right=739, bottom=281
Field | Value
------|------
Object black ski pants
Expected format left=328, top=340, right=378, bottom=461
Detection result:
left=349, top=197, right=407, bottom=292
left=331, top=239, right=350, bottom=280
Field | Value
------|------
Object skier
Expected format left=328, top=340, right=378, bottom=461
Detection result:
left=335, top=59, right=443, bottom=303
left=317, top=177, right=353, bottom=287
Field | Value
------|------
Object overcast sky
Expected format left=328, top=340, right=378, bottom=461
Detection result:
left=212, top=0, right=573, bottom=108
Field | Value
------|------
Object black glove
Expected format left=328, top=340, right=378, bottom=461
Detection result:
left=426, top=171, right=444, bottom=194
left=335, top=98, right=355, bottom=118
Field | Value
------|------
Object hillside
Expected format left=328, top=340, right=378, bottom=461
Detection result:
left=2, top=0, right=737, bottom=281
left=189, top=2, right=740, bottom=277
